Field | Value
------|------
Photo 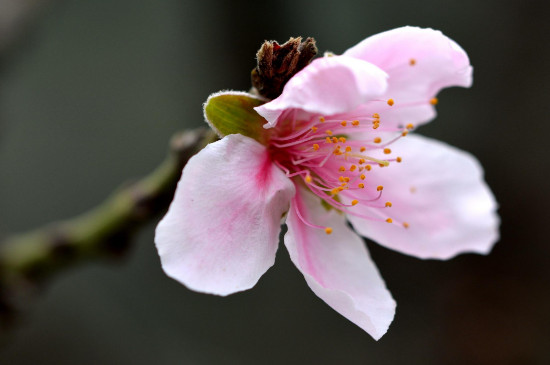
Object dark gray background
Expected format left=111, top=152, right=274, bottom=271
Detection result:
left=1, top=0, right=549, bottom=364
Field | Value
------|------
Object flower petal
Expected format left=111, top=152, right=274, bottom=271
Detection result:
left=255, top=56, right=388, bottom=128
left=155, top=134, right=295, bottom=296
left=285, top=188, right=395, bottom=339
left=347, top=134, right=499, bottom=260
left=344, top=26, right=472, bottom=128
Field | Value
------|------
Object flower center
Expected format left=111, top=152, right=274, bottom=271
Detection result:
left=269, top=100, right=415, bottom=234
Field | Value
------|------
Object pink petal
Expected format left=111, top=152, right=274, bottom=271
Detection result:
left=347, top=134, right=499, bottom=260
left=344, top=26, right=473, bottom=128
left=285, top=188, right=395, bottom=339
left=255, top=56, right=388, bottom=128
left=155, top=134, right=295, bottom=296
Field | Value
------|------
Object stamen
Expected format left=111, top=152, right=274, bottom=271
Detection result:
left=339, top=137, right=347, bottom=143
left=386, top=218, right=393, bottom=223
left=383, top=148, right=392, bottom=154
left=396, top=157, right=402, bottom=163
left=377, top=185, right=384, bottom=191
left=349, top=165, right=357, bottom=171
left=374, top=137, right=382, bottom=143
left=352, top=120, right=360, bottom=126
left=365, top=165, right=372, bottom=171
left=339, top=166, right=346, bottom=172
left=351, top=200, right=359, bottom=206
left=360, top=147, right=366, bottom=152
left=402, top=130, right=409, bottom=137
left=372, top=113, right=380, bottom=119
left=406, top=123, right=414, bottom=130
left=311, top=126, right=318, bottom=132
left=358, top=183, right=365, bottom=188
left=430, top=97, right=438, bottom=105
left=385, top=202, right=392, bottom=207
left=345, top=146, right=352, bottom=152
left=409, top=58, right=416, bottom=66
left=319, top=116, right=325, bottom=122
left=340, top=121, right=347, bottom=127
left=387, top=99, right=394, bottom=106
left=326, top=130, right=333, bottom=136
left=325, top=137, right=332, bottom=143
left=360, top=174, right=366, bottom=180
left=403, top=222, right=410, bottom=228
left=305, top=175, right=312, bottom=183
left=313, top=144, right=319, bottom=151
left=325, top=227, right=333, bottom=235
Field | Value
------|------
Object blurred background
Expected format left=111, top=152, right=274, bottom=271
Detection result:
left=0, top=0, right=549, bottom=364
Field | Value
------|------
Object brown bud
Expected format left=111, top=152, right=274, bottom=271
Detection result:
left=251, top=37, right=317, bottom=99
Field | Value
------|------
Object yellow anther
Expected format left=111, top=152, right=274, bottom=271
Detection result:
left=344, top=146, right=352, bottom=153
left=319, top=116, right=325, bottom=122
left=358, top=158, right=365, bottom=165
left=343, top=177, right=350, bottom=183
left=339, top=166, right=346, bottom=172
left=396, top=157, right=402, bottom=163
left=351, top=200, right=359, bottom=206
left=332, top=137, right=338, bottom=143
left=379, top=163, right=386, bottom=167
left=358, top=183, right=365, bottom=189
left=331, top=188, right=340, bottom=195
left=403, top=222, right=410, bottom=229
left=339, top=176, right=345, bottom=182
left=352, top=120, right=360, bottom=126
left=430, top=97, right=439, bottom=105
left=373, top=123, right=380, bottom=130
left=349, top=165, right=357, bottom=171
left=325, top=137, right=332, bottom=143
left=360, top=147, right=366, bottom=152
left=341, top=182, right=348, bottom=187
left=387, top=99, right=394, bottom=106
left=305, top=175, right=312, bottom=183
left=385, top=201, right=392, bottom=207
left=372, top=113, right=380, bottom=119
left=365, top=165, right=372, bottom=171
left=340, top=120, right=347, bottom=127
left=360, top=174, right=366, bottom=180
left=409, top=58, right=416, bottom=66
left=402, top=130, right=409, bottom=137
left=313, top=143, right=319, bottom=151
left=383, top=148, right=392, bottom=154
left=333, top=149, right=343, bottom=155
left=377, top=185, right=384, bottom=191
left=338, top=186, right=345, bottom=192
left=325, top=227, right=333, bottom=235
left=386, top=218, right=393, bottom=223
left=406, top=123, right=414, bottom=130
left=374, top=137, right=382, bottom=143
left=326, top=130, right=333, bottom=136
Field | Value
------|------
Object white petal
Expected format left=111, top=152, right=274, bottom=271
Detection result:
left=348, top=134, right=499, bottom=260
left=285, top=188, right=395, bottom=339
left=155, top=134, right=295, bottom=295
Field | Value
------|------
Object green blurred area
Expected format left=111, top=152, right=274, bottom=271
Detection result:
left=0, top=0, right=549, bottom=364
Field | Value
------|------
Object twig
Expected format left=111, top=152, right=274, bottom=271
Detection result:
left=0, top=128, right=216, bottom=328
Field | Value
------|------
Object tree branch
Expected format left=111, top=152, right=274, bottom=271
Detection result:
left=0, top=128, right=216, bottom=328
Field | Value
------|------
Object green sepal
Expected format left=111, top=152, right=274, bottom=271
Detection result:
left=203, top=91, right=270, bottom=144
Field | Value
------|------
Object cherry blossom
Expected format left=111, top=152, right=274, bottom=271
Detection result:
left=155, top=27, right=499, bottom=339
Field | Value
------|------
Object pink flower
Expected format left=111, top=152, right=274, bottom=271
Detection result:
left=155, top=27, right=499, bottom=339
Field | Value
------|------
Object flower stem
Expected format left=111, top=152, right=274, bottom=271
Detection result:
left=0, top=128, right=217, bottom=328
